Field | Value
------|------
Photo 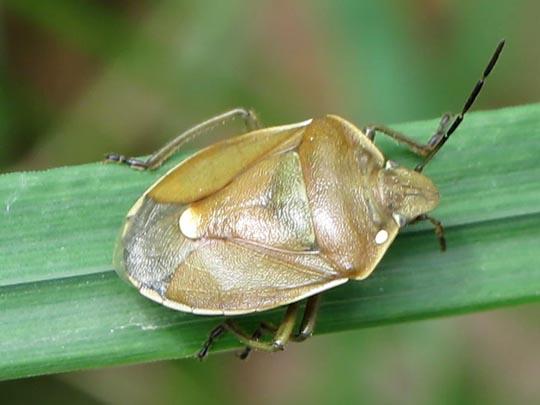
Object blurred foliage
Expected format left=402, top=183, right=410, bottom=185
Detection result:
left=1, top=0, right=539, bottom=404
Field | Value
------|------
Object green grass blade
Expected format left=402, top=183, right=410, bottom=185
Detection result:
left=1, top=104, right=539, bottom=380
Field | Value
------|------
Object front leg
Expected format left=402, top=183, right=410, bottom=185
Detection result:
left=363, top=113, right=452, bottom=157
left=409, top=214, right=446, bottom=252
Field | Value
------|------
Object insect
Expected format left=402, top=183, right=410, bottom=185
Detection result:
left=107, top=40, right=504, bottom=359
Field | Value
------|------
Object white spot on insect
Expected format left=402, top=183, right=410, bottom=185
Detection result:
left=375, top=229, right=388, bottom=244
left=179, top=208, right=200, bottom=239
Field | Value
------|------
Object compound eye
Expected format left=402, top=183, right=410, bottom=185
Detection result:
left=385, top=160, right=399, bottom=170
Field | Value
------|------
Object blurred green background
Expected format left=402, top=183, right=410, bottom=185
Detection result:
left=1, top=0, right=539, bottom=404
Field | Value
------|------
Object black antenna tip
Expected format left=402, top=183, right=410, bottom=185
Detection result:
left=495, top=38, right=506, bottom=56
left=484, top=39, right=506, bottom=78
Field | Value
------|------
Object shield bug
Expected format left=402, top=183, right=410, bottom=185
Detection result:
left=107, top=40, right=504, bottom=359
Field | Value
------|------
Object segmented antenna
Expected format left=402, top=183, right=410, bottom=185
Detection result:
left=415, top=39, right=505, bottom=172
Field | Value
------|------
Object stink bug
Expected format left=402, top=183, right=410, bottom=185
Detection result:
left=107, top=40, right=505, bottom=359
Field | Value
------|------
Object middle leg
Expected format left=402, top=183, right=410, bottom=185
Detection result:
left=225, top=303, right=299, bottom=354
left=239, top=294, right=322, bottom=359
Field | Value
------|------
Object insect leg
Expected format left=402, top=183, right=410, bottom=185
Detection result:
left=410, top=214, right=446, bottom=252
left=224, top=303, right=299, bottom=353
left=240, top=294, right=322, bottom=358
left=291, top=294, right=321, bottom=342
left=363, top=125, right=435, bottom=157
left=238, top=321, right=278, bottom=360
left=423, top=113, right=453, bottom=149
left=197, top=324, right=227, bottom=360
left=105, top=108, right=261, bottom=170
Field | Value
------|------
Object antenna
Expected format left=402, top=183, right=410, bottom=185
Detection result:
left=415, top=39, right=505, bottom=172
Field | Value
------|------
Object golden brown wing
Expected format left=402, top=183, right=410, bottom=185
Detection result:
left=115, top=119, right=324, bottom=313
left=147, top=120, right=311, bottom=204
left=137, top=144, right=344, bottom=315
left=160, top=239, right=347, bottom=315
